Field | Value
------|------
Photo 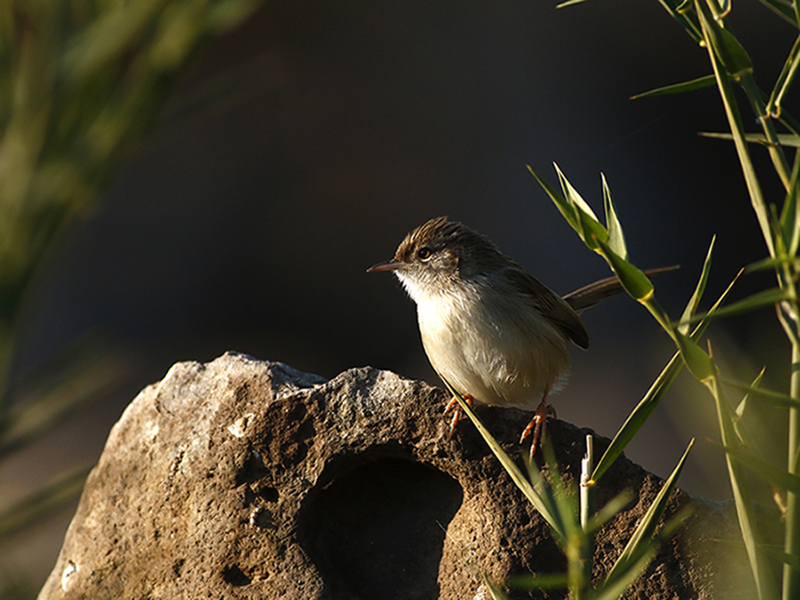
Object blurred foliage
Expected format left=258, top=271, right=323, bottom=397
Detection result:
left=0, top=0, right=262, bottom=596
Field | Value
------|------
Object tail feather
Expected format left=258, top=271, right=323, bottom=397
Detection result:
left=563, top=266, right=679, bottom=311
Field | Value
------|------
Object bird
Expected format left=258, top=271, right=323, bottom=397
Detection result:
left=367, top=216, right=672, bottom=458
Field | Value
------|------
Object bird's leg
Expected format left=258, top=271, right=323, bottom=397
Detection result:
left=444, top=393, right=474, bottom=438
left=519, top=389, right=555, bottom=459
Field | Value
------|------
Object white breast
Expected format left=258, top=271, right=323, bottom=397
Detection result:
left=412, top=283, right=571, bottom=411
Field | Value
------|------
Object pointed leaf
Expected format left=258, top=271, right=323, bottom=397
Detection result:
left=680, top=287, right=791, bottom=326
left=699, top=4, right=753, bottom=77
left=766, top=32, right=800, bottom=117
left=631, top=74, right=717, bottom=99
left=528, top=165, right=580, bottom=233
left=744, top=256, right=799, bottom=273
left=602, top=173, right=628, bottom=259
left=723, top=377, right=800, bottom=409
left=679, top=236, right=716, bottom=334
left=699, top=132, right=800, bottom=147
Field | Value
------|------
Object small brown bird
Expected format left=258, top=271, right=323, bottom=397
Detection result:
left=368, top=216, right=671, bottom=457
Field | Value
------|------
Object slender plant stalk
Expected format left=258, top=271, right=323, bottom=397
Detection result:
left=783, top=341, right=800, bottom=599
left=580, top=435, right=595, bottom=595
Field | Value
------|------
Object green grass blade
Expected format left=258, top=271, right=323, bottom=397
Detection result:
left=602, top=440, right=694, bottom=586
left=767, top=34, right=800, bottom=118
left=745, top=256, right=799, bottom=273
left=508, top=573, right=570, bottom=589
left=699, top=132, right=800, bottom=147
left=591, top=351, right=683, bottom=483
left=442, top=380, right=567, bottom=543
left=631, top=74, right=716, bottom=99
left=584, top=491, right=635, bottom=535
left=679, top=287, right=791, bottom=326
left=761, top=546, right=800, bottom=571
left=722, top=378, right=800, bottom=409
left=679, top=236, right=716, bottom=335
left=528, top=165, right=580, bottom=233
left=555, top=164, right=608, bottom=250
left=602, top=173, right=628, bottom=260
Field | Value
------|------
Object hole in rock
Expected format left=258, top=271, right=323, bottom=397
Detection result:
left=222, top=565, right=251, bottom=586
left=299, top=457, right=463, bottom=600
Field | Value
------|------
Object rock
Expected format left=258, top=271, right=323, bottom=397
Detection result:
left=38, top=352, right=754, bottom=599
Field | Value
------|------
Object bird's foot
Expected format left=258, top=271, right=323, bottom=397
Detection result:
left=520, top=398, right=556, bottom=460
left=444, top=393, right=474, bottom=438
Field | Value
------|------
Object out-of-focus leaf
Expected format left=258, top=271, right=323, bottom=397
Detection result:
left=745, top=256, right=800, bottom=273
left=0, top=466, right=90, bottom=540
left=508, top=573, right=570, bottom=589
left=631, top=74, right=716, bottom=99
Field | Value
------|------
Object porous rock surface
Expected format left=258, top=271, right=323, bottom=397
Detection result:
left=39, top=352, right=753, bottom=599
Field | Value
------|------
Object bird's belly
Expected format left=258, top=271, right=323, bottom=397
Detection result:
left=417, top=297, right=570, bottom=410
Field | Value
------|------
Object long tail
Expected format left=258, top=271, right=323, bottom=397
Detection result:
left=563, top=266, right=679, bottom=311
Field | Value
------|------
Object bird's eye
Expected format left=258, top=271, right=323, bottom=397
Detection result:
left=417, top=247, right=432, bottom=260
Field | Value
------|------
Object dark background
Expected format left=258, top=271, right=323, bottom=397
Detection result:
left=5, top=0, right=797, bottom=587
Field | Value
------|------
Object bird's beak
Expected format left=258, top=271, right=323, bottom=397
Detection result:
left=366, top=258, right=403, bottom=273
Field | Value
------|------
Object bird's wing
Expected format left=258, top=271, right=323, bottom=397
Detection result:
left=503, top=268, right=590, bottom=350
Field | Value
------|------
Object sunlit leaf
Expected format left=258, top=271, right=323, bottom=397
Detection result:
left=631, top=74, right=716, bottom=99
left=699, top=132, right=800, bottom=148
left=595, top=240, right=654, bottom=301
left=679, top=236, right=716, bottom=335
left=679, top=287, right=791, bottom=326
left=602, top=173, right=628, bottom=260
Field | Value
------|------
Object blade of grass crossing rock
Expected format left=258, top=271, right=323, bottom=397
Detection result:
left=602, top=439, right=694, bottom=587
left=442, top=380, right=567, bottom=543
